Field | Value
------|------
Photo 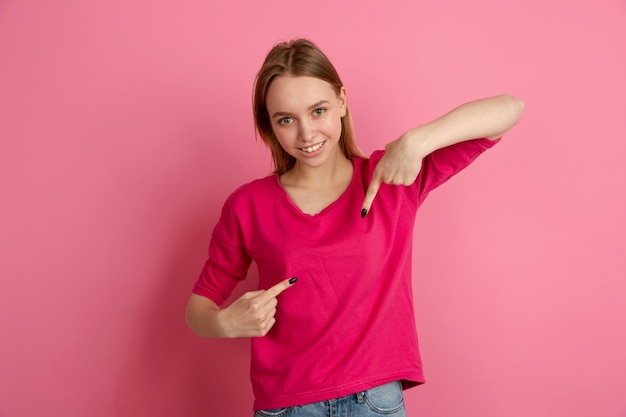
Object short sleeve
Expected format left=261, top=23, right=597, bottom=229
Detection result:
left=416, top=137, right=500, bottom=202
left=192, top=194, right=252, bottom=306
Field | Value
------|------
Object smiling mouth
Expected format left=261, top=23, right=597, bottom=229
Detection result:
left=299, top=141, right=325, bottom=153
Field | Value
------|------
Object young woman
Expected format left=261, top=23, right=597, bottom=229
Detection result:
left=186, top=38, right=524, bottom=416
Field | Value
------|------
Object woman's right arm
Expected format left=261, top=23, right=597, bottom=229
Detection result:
left=185, top=294, right=227, bottom=338
left=185, top=278, right=296, bottom=338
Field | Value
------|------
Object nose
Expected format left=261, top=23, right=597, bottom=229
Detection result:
left=298, top=119, right=316, bottom=142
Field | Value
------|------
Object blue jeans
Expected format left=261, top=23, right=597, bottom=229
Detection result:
left=254, top=381, right=407, bottom=417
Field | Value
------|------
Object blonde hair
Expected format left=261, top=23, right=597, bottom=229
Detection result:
left=253, top=38, right=362, bottom=174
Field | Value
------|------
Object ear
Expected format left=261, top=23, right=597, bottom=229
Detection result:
left=338, top=86, right=347, bottom=117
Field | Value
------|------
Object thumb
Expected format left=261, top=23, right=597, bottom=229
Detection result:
left=361, top=174, right=382, bottom=218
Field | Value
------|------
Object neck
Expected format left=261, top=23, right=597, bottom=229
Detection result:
left=284, top=153, right=353, bottom=189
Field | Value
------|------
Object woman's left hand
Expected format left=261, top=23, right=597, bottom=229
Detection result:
left=360, top=94, right=525, bottom=218
left=361, top=133, right=424, bottom=217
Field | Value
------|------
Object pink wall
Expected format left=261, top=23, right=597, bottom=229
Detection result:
left=1, top=0, right=625, bottom=416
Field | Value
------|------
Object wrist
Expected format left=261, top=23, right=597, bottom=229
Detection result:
left=212, top=308, right=233, bottom=338
left=400, top=126, right=434, bottom=159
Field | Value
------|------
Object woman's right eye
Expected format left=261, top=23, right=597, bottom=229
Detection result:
left=278, top=117, right=293, bottom=125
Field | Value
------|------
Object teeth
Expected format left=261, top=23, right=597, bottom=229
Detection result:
left=302, top=142, right=324, bottom=153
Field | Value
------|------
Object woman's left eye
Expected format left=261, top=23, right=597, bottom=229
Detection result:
left=313, top=108, right=326, bottom=116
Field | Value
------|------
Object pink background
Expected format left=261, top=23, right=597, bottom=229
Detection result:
left=1, top=0, right=625, bottom=416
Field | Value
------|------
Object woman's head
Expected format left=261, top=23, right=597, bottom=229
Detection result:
left=253, top=38, right=361, bottom=174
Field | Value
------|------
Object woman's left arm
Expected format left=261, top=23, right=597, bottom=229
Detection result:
left=361, top=94, right=525, bottom=216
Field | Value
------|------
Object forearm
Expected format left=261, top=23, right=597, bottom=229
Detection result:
left=406, top=94, right=525, bottom=158
left=361, top=94, right=523, bottom=213
left=185, top=293, right=225, bottom=338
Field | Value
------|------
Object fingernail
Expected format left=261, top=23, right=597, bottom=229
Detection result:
left=288, top=277, right=298, bottom=284
left=361, top=208, right=367, bottom=218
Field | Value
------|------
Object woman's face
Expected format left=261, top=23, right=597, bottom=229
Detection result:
left=265, top=75, right=347, bottom=169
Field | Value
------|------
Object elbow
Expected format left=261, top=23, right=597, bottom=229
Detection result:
left=184, top=305, right=200, bottom=336
left=502, top=93, right=525, bottom=121
left=184, top=297, right=206, bottom=337
left=185, top=294, right=223, bottom=338
left=185, top=311, right=214, bottom=339
left=184, top=306, right=195, bottom=332
left=486, top=94, right=525, bottom=140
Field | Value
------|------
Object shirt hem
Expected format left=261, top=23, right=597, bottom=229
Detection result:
left=252, top=371, right=424, bottom=411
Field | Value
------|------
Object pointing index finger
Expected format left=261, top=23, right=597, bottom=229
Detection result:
left=361, top=172, right=382, bottom=218
left=262, top=277, right=297, bottom=300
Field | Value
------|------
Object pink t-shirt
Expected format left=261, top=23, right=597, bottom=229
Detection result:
left=193, top=138, right=499, bottom=410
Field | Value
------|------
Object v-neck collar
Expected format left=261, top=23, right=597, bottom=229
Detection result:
left=273, top=158, right=359, bottom=218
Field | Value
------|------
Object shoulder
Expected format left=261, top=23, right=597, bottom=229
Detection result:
left=353, top=150, right=385, bottom=168
left=223, top=175, right=278, bottom=212
left=352, top=150, right=389, bottom=193
left=353, top=150, right=385, bottom=179
left=232, top=175, right=277, bottom=196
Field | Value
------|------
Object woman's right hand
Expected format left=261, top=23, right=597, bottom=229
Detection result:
left=185, top=278, right=297, bottom=338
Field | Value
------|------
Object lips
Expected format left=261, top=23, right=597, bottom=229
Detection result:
left=299, top=141, right=325, bottom=153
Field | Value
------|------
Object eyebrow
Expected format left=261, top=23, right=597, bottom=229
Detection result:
left=271, top=100, right=330, bottom=118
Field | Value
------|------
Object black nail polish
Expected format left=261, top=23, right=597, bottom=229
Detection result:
left=361, top=208, right=367, bottom=218
left=289, top=277, right=298, bottom=284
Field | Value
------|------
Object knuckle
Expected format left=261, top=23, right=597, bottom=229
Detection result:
left=252, top=311, right=265, bottom=323
left=248, top=298, right=262, bottom=311
left=259, top=319, right=275, bottom=336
